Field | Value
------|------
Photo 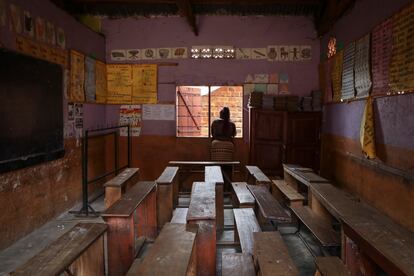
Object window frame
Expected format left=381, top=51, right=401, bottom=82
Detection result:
left=176, top=85, right=244, bottom=139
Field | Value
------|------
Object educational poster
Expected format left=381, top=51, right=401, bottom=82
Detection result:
left=84, top=56, right=96, bottom=102
left=142, top=104, right=175, bottom=121
left=269, top=73, right=279, bottom=83
left=243, top=83, right=255, bottom=95
left=389, top=3, right=414, bottom=93
left=279, top=73, right=289, bottom=84
left=157, top=48, right=171, bottom=59
left=360, top=96, right=376, bottom=159
left=289, top=46, right=301, bottom=61
left=372, top=18, right=392, bottom=95
left=254, top=83, right=267, bottom=93
left=236, top=48, right=251, bottom=59
left=267, top=46, right=278, bottom=61
left=69, top=50, right=85, bottom=102
left=35, top=17, right=46, bottom=42
left=354, top=34, right=372, bottom=98
left=9, top=4, right=22, bottom=33
left=119, top=105, right=142, bottom=137
left=251, top=48, right=267, bottom=59
left=46, top=21, right=55, bottom=45
left=171, top=47, right=188, bottom=58
left=95, top=60, right=107, bottom=104
left=56, top=27, right=66, bottom=49
left=106, top=64, right=132, bottom=103
left=279, top=83, right=289, bottom=94
left=331, top=50, right=344, bottom=102
left=68, top=102, right=75, bottom=121
left=126, top=49, right=141, bottom=60
left=341, top=42, right=355, bottom=100
left=131, top=64, right=157, bottom=104
left=300, top=45, right=312, bottom=61
left=111, top=49, right=127, bottom=61
left=266, top=84, right=278, bottom=95
left=245, top=74, right=253, bottom=83
left=278, top=46, right=290, bottom=61
left=142, top=48, right=156, bottom=60
left=0, top=0, right=6, bottom=27
left=74, top=103, right=83, bottom=138
left=23, top=11, right=34, bottom=37
left=253, top=74, right=269, bottom=83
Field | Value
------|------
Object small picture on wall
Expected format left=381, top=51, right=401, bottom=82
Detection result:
left=68, top=103, right=74, bottom=121
left=74, top=103, right=83, bottom=117
left=251, top=48, right=267, bottom=59
left=111, top=49, right=127, bottom=61
left=300, top=45, right=312, bottom=60
left=126, top=49, right=141, bottom=60
left=9, top=4, right=22, bottom=33
left=142, top=48, right=156, bottom=60
left=171, top=47, right=188, bottom=58
left=23, top=10, right=34, bottom=37
left=267, top=46, right=279, bottom=61
left=236, top=48, right=251, bottom=59
left=279, top=46, right=290, bottom=61
left=289, top=46, right=301, bottom=61
left=56, top=27, right=66, bottom=49
left=46, top=21, right=55, bottom=45
left=35, top=17, right=46, bottom=42
left=157, top=48, right=171, bottom=59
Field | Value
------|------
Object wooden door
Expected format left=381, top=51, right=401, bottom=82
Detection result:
left=249, top=109, right=286, bottom=175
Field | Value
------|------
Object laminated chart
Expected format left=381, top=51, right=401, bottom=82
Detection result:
left=106, top=64, right=133, bottom=104
left=69, top=50, right=85, bottom=102
left=354, top=34, right=372, bottom=98
left=341, top=42, right=355, bottom=100
left=331, top=50, right=344, bottom=102
left=132, top=64, right=157, bottom=104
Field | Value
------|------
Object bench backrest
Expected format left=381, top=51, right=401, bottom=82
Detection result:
left=11, top=223, right=107, bottom=275
left=246, top=166, right=271, bottom=187
left=231, top=182, right=255, bottom=207
left=130, top=223, right=198, bottom=275
left=104, top=168, right=140, bottom=188
left=156, top=166, right=179, bottom=184
left=233, top=208, right=261, bottom=254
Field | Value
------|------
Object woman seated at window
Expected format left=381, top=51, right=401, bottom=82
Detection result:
left=210, top=107, right=236, bottom=162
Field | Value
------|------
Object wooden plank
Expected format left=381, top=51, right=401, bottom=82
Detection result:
left=156, top=166, right=179, bottom=184
left=12, top=223, right=107, bottom=275
left=231, top=182, right=255, bottom=207
left=247, top=184, right=291, bottom=223
left=186, top=182, right=216, bottom=221
left=291, top=206, right=340, bottom=247
left=131, top=223, right=198, bottom=276
left=253, top=232, right=298, bottom=276
left=169, top=161, right=239, bottom=166
left=287, top=170, right=330, bottom=187
left=272, top=179, right=305, bottom=206
left=311, top=183, right=414, bottom=276
left=102, top=181, right=156, bottom=217
left=171, top=208, right=188, bottom=224
left=233, top=208, right=261, bottom=255
left=222, top=253, right=255, bottom=276
left=246, top=165, right=271, bottom=186
left=283, top=163, right=312, bottom=172
left=315, top=256, right=350, bottom=276
left=204, top=166, right=224, bottom=184
left=104, top=168, right=139, bottom=187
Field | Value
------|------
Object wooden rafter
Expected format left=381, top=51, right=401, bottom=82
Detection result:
left=176, top=0, right=198, bottom=36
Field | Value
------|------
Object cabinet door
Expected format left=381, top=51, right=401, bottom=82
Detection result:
left=249, top=109, right=286, bottom=175
left=286, top=112, right=321, bottom=146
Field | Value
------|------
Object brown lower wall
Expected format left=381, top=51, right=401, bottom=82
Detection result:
left=0, top=137, right=107, bottom=250
left=106, top=136, right=249, bottom=181
left=320, top=133, right=414, bottom=231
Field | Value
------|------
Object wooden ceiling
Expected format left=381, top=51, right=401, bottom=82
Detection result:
left=51, top=0, right=355, bottom=36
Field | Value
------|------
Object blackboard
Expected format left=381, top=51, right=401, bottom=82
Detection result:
left=0, top=48, right=64, bottom=173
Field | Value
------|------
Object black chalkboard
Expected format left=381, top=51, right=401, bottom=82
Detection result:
left=0, top=49, right=64, bottom=173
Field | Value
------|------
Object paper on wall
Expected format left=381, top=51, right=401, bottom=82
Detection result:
left=69, top=50, right=85, bottom=102
left=157, top=48, right=171, bottom=59
left=46, top=21, right=55, bottom=45
left=279, top=46, right=290, bottom=61
left=279, top=73, right=289, bottom=83
left=119, top=105, right=142, bottom=136
left=126, top=49, right=141, bottom=60
left=243, top=83, right=255, bottom=95
left=251, top=48, right=267, bottom=59
left=95, top=60, right=107, bottom=103
left=142, top=48, right=156, bottom=60
left=267, top=84, right=279, bottom=95
left=269, top=73, right=279, bottom=83
left=171, top=47, right=188, bottom=58
left=56, top=27, right=65, bottom=49
left=142, top=104, right=175, bottom=121
left=111, top=49, right=127, bottom=61
left=236, top=48, right=251, bottom=59
left=85, top=56, right=96, bottom=102
left=253, top=74, right=269, bottom=83
left=289, top=45, right=301, bottom=61
left=267, top=46, right=278, bottom=61
left=23, top=10, right=34, bottom=37
left=300, top=45, right=312, bottom=61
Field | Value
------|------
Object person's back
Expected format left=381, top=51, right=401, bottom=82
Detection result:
left=211, top=107, right=236, bottom=142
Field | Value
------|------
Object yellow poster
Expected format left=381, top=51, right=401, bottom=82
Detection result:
left=331, top=50, right=343, bottom=102
left=106, top=64, right=132, bottom=104
left=360, top=96, right=376, bottom=159
left=69, top=50, right=85, bottom=102
left=95, top=60, right=107, bottom=104
left=132, top=64, right=157, bottom=104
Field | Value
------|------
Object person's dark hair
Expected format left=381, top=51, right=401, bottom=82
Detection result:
left=220, top=107, right=230, bottom=134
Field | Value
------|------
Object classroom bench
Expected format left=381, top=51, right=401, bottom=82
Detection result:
left=156, top=166, right=179, bottom=229
left=104, top=168, right=140, bottom=209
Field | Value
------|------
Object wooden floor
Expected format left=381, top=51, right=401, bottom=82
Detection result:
left=0, top=190, right=320, bottom=276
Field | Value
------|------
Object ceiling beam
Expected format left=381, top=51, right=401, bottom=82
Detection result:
left=176, top=0, right=198, bottom=36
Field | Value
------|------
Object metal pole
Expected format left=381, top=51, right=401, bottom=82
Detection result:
left=82, top=130, right=89, bottom=215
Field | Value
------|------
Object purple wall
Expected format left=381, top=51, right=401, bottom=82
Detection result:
left=0, top=0, right=107, bottom=130
left=102, top=15, right=320, bottom=136
left=321, top=0, right=414, bottom=150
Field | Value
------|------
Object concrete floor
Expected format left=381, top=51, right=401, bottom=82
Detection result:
left=0, top=191, right=326, bottom=276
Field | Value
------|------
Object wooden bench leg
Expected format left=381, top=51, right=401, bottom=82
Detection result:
left=216, top=184, right=224, bottom=232
left=189, top=220, right=216, bottom=276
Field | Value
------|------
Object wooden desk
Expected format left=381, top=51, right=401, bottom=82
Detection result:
left=231, top=182, right=255, bottom=208
left=247, top=184, right=291, bottom=228
left=245, top=166, right=272, bottom=189
left=283, top=164, right=329, bottom=191
left=11, top=223, right=107, bottom=276
left=310, top=183, right=414, bottom=276
left=205, top=166, right=224, bottom=231
left=104, top=168, right=139, bottom=209
left=102, top=181, right=157, bottom=276
left=187, top=182, right=216, bottom=276
left=127, top=223, right=198, bottom=276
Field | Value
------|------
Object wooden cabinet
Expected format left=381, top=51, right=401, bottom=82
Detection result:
left=249, top=109, right=321, bottom=175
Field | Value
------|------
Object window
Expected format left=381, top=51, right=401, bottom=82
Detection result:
left=176, top=86, right=243, bottom=138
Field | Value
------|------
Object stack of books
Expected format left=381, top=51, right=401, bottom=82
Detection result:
left=248, top=92, right=263, bottom=108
